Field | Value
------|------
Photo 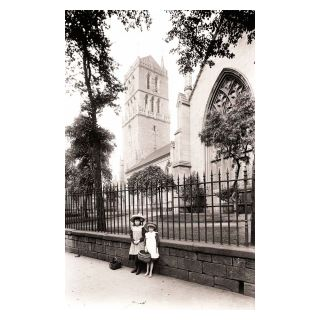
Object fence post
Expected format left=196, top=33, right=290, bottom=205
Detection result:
left=244, top=167, right=249, bottom=246
left=210, top=171, right=215, bottom=244
left=226, top=169, right=231, bottom=245
left=251, top=163, right=255, bottom=246
left=177, top=175, right=181, bottom=241
left=218, top=169, right=223, bottom=244
left=190, top=174, right=194, bottom=242
left=183, top=174, right=187, bottom=241
left=203, top=172, right=207, bottom=243
left=196, top=173, right=200, bottom=242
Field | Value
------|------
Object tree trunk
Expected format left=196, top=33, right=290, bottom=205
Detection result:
left=82, top=48, right=106, bottom=232
left=93, top=128, right=106, bottom=231
left=232, top=159, right=241, bottom=190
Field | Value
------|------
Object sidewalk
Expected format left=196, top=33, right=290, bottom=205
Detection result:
left=65, top=252, right=254, bottom=310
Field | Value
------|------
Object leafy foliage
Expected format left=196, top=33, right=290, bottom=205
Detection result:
left=199, top=91, right=255, bottom=182
left=165, top=10, right=255, bottom=74
left=179, top=172, right=206, bottom=212
left=65, top=10, right=151, bottom=115
left=127, top=166, right=175, bottom=195
left=65, top=114, right=115, bottom=192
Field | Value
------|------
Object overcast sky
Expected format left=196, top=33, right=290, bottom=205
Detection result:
left=65, top=10, right=194, bottom=181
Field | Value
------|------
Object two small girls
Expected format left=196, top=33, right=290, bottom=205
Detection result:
left=128, top=214, right=159, bottom=277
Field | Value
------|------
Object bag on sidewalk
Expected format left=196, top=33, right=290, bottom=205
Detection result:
left=109, top=257, right=122, bottom=270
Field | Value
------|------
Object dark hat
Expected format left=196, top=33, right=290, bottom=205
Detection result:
left=130, top=213, right=145, bottom=223
left=145, top=221, right=157, bottom=231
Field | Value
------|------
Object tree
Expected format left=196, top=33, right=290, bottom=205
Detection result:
left=65, top=114, right=115, bottom=192
left=127, top=166, right=174, bottom=196
left=199, top=91, right=255, bottom=187
left=65, top=10, right=151, bottom=230
left=165, top=10, right=255, bottom=74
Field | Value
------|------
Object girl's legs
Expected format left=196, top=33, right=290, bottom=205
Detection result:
left=136, top=260, right=141, bottom=275
left=148, top=261, right=154, bottom=277
left=131, top=256, right=138, bottom=273
left=144, top=262, right=150, bottom=276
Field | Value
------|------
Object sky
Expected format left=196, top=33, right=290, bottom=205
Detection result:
left=65, top=10, right=192, bottom=181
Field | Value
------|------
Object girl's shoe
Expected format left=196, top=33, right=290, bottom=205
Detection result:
left=148, top=274, right=152, bottom=278
left=144, top=272, right=149, bottom=276
left=131, top=268, right=137, bottom=273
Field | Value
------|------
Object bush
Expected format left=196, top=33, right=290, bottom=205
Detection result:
left=180, top=172, right=206, bottom=212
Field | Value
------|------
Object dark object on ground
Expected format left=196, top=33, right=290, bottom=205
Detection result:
left=109, top=257, right=122, bottom=270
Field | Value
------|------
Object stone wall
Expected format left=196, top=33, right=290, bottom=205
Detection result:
left=65, top=229, right=255, bottom=297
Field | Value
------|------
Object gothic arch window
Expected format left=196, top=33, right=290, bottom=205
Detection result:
left=205, top=68, right=252, bottom=120
left=157, top=98, right=160, bottom=113
left=146, top=73, right=150, bottom=89
left=154, top=76, right=158, bottom=92
left=150, top=96, right=154, bottom=112
left=203, top=68, right=252, bottom=178
left=145, top=94, right=148, bottom=109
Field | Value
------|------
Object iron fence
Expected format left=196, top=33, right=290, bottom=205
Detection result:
left=65, top=167, right=255, bottom=246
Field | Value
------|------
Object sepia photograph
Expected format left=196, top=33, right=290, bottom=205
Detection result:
left=3, top=1, right=320, bottom=319
left=64, top=9, right=255, bottom=310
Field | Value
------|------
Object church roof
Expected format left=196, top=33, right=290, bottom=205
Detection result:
left=140, top=55, right=162, bottom=70
left=125, top=55, right=167, bottom=80
left=126, top=143, right=171, bottom=174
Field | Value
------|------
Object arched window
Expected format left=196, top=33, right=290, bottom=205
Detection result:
left=150, top=96, right=154, bottom=112
left=145, top=95, right=148, bottom=109
left=146, top=73, right=150, bottom=89
left=203, top=68, right=252, bottom=179
left=206, top=70, right=248, bottom=116
left=157, top=98, right=160, bottom=113
left=154, top=76, right=158, bottom=92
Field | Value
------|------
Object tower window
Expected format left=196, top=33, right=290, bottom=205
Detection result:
left=154, top=76, right=158, bottom=92
left=146, top=73, right=150, bottom=89
left=151, top=96, right=154, bottom=112
left=157, top=98, right=160, bottom=113
left=145, top=95, right=148, bottom=108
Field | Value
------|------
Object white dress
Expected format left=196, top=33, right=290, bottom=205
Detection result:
left=145, top=231, right=159, bottom=259
left=129, top=225, right=145, bottom=255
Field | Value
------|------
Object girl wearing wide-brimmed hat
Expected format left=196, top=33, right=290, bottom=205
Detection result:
left=129, top=213, right=146, bottom=275
left=144, top=221, right=160, bottom=278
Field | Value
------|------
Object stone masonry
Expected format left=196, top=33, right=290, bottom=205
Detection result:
left=65, top=229, right=255, bottom=297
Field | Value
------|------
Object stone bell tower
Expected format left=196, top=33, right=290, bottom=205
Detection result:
left=122, top=56, right=170, bottom=178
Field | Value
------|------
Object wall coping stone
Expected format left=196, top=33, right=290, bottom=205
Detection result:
left=65, top=229, right=255, bottom=259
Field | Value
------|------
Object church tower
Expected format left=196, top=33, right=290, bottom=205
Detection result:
left=122, top=56, right=170, bottom=177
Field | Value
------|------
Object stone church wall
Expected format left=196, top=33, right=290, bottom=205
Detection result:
left=189, top=37, right=255, bottom=176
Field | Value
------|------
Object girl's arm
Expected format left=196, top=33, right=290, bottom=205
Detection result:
left=139, top=227, right=146, bottom=242
left=144, top=232, right=147, bottom=250
left=129, top=229, right=134, bottom=244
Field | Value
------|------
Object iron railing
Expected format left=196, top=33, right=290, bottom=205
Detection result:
left=65, top=168, right=255, bottom=246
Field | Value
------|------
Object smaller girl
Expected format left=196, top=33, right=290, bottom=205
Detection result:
left=129, top=213, right=146, bottom=275
left=144, top=222, right=160, bottom=278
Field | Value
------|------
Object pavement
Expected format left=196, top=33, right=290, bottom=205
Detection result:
left=65, top=252, right=254, bottom=310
